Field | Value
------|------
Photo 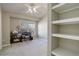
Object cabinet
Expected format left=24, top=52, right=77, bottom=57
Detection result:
left=50, top=3, right=79, bottom=56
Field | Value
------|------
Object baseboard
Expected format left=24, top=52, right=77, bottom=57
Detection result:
left=2, top=44, right=10, bottom=48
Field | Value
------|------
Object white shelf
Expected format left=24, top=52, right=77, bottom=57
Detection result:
left=51, top=3, right=79, bottom=13
left=51, top=47, right=79, bottom=56
left=52, top=33, right=79, bottom=40
left=52, top=3, right=66, bottom=9
left=52, top=17, right=79, bottom=24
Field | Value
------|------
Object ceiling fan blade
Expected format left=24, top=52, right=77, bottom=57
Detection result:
left=26, top=8, right=33, bottom=13
left=24, top=4, right=31, bottom=9
left=29, top=9, right=33, bottom=13
left=33, top=7, right=39, bottom=14
left=34, top=6, right=40, bottom=9
left=26, top=10, right=30, bottom=13
left=24, top=4, right=33, bottom=13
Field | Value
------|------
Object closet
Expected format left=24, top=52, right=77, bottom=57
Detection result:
left=50, top=3, right=79, bottom=56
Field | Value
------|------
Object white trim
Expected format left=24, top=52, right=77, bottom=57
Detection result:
left=2, top=44, right=10, bottom=48
left=0, top=5, right=2, bottom=49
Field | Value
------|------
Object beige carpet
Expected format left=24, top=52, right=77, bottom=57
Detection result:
left=0, top=38, right=47, bottom=56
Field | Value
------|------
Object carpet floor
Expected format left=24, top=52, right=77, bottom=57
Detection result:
left=0, top=38, right=47, bottom=56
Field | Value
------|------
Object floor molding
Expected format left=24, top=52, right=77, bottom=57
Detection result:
left=2, top=44, right=10, bottom=48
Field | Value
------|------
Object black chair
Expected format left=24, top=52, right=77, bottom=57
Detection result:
left=22, top=32, right=33, bottom=40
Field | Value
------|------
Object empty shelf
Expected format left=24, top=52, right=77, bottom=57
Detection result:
left=52, top=3, right=66, bottom=9
left=52, top=17, right=79, bottom=24
left=51, top=47, right=79, bottom=56
left=51, top=3, right=79, bottom=13
left=52, top=33, right=79, bottom=40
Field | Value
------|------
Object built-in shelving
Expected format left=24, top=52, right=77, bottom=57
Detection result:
left=51, top=47, right=79, bottom=56
left=51, top=3, right=79, bottom=13
left=49, top=3, right=79, bottom=56
left=52, top=17, right=79, bottom=24
left=52, top=33, right=79, bottom=40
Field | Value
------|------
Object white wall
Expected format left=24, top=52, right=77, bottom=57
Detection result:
left=38, top=16, right=48, bottom=39
left=2, top=12, right=10, bottom=46
left=35, top=22, right=38, bottom=38
left=10, top=18, right=22, bottom=31
left=38, top=4, right=48, bottom=39
left=0, top=5, right=2, bottom=49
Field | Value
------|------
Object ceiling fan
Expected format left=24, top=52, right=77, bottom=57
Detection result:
left=24, top=4, right=40, bottom=14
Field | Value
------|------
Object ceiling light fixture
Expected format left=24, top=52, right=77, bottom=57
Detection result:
left=24, top=4, right=40, bottom=14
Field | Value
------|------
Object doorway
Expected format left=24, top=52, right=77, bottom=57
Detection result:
left=10, top=17, right=36, bottom=43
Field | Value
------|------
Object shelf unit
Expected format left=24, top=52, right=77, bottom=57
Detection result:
left=50, top=3, right=79, bottom=56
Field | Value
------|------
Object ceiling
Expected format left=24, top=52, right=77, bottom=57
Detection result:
left=1, top=3, right=47, bottom=19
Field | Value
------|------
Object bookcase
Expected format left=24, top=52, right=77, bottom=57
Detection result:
left=49, top=3, right=79, bottom=56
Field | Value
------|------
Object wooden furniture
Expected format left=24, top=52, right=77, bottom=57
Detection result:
left=10, top=32, right=22, bottom=43
left=48, top=3, right=79, bottom=56
left=10, top=31, right=33, bottom=44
